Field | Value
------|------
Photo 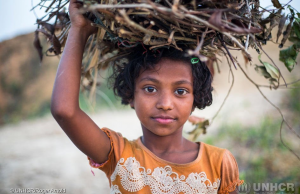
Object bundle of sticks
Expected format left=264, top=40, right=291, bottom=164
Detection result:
left=33, top=0, right=299, bottom=90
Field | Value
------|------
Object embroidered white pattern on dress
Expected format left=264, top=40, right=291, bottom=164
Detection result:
left=110, top=185, right=122, bottom=194
left=110, top=157, right=220, bottom=194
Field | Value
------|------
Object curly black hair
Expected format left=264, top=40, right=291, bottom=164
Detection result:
left=107, top=44, right=213, bottom=110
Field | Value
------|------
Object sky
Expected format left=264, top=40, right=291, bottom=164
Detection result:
left=0, top=1, right=49, bottom=42
left=0, top=0, right=299, bottom=42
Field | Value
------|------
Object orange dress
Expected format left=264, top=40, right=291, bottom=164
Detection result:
left=88, top=127, right=243, bottom=194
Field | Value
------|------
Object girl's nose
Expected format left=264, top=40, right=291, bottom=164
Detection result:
left=156, top=91, right=174, bottom=111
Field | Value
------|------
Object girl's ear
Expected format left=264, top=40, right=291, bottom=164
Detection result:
left=129, top=99, right=135, bottom=109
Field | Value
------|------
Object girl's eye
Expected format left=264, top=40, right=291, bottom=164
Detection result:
left=175, top=89, right=188, bottom=95
left=144, top=86, right=157, bottom=93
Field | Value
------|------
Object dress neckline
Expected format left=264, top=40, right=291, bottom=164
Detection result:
left=136, top=137, right=204, bottom=167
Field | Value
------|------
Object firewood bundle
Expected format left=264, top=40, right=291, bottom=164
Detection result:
left=33, top=0, right=299, bottom=91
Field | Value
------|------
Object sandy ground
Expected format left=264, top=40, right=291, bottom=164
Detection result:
left=1, top=48, right=299, bottom=194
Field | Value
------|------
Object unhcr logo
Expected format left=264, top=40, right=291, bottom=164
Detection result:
left=238, top=182, right=295, bottom=194
left=238, top=182, right=251, bottom=193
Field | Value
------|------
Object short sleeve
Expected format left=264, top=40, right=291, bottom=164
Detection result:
left=87, top=127, right=125, bottom=179
left=218, top=150, right=244, bottom=194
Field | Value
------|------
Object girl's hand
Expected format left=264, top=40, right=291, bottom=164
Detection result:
left=69, top=0, right=97, bottom=36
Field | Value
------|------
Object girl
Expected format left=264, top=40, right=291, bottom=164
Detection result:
left=51, top=0, right=244, bottom=193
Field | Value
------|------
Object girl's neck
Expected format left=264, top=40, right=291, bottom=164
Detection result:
left=140, top=125, right=200, bottom=164
left=141, top=126, right=187, bottom=154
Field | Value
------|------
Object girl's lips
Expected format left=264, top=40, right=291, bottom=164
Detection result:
left=152, top=117, right=176, bottom=124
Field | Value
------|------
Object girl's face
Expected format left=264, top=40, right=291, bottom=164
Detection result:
left=130, top=58, right=195, bottom=137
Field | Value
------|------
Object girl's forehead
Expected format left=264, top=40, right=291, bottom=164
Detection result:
left=136, top=59, right=193, bottom=83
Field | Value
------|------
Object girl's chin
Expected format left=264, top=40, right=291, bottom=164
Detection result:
left=143, top=127, right=179, bottom=137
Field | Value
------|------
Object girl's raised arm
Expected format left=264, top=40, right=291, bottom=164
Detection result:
left=50, top=0, right=111, bottom=164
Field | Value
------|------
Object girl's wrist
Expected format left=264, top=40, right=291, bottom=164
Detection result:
left=69, top=26, right=91, bottom=42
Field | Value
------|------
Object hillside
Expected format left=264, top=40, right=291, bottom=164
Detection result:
left=0, top=33, right=59, bottom=124
left=0, top=33, right=124, bottom=125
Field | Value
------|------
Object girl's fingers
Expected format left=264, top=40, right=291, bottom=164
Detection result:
left=74, top=1, right=84, bottom=6
left=69, top=0, right=83, bottom=9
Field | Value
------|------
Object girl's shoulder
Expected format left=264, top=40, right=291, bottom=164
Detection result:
left=201, top=142, right=227, bottom=153
left=202, top=143, right=238, bottom=165
left=200, top=142, right=228, bottom=162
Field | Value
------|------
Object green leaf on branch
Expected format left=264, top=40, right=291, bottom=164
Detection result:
left=255, top=65, right=272, bottom=79
left=271, top=0, right=282, bottom=8
left=288, top=36, right=300, bottom=43
left=269, top=78, right=278, bottom=87
left=279, top=12, right=300, bottom=72
left=293, top=19, right=300, bottom=39
left=280, top=44, right=298, bottom=72
left=258, top=54, right=280, bottom=80
left=288, top=6, right=295, bottom=17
